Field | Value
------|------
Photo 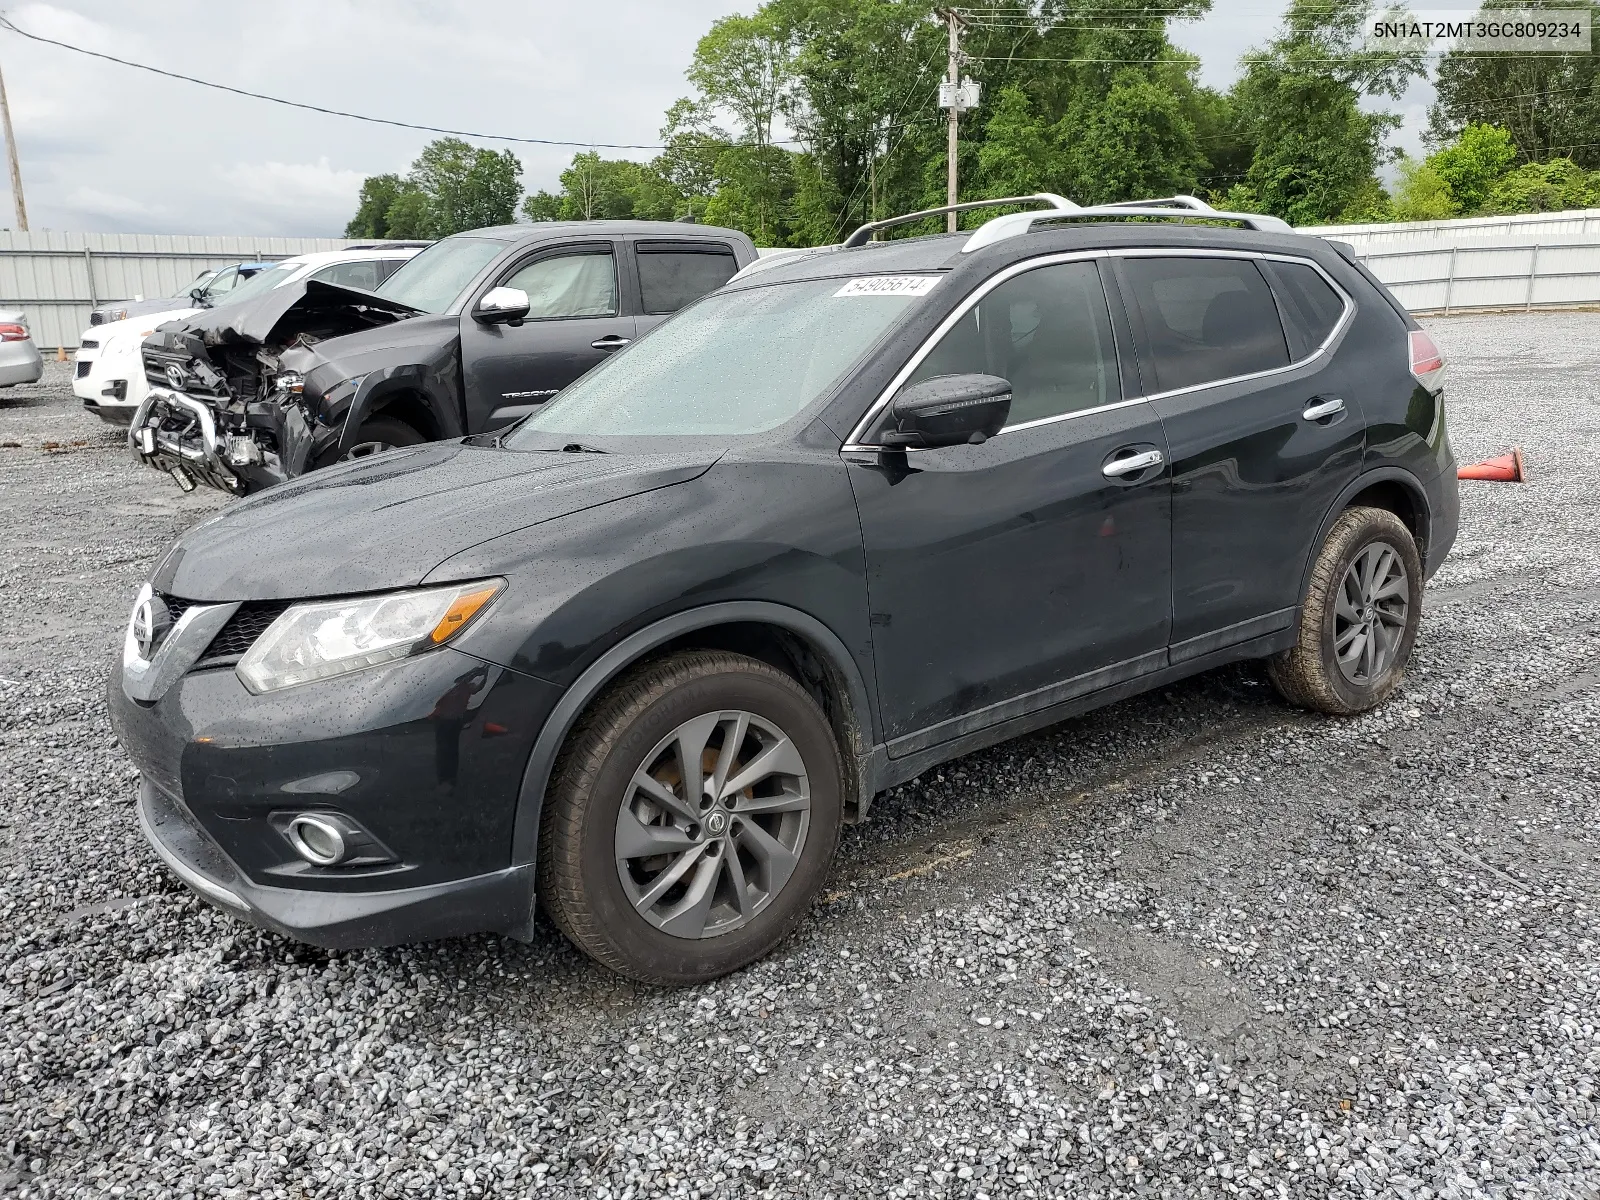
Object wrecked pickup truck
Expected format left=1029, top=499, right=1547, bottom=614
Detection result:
left=129, top=221, right=758, bottom=494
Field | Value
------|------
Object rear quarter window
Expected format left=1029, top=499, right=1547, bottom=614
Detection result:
left=1119, top=257, right=1289, bottom=393
left=637, top=244, right=739, bottom=314
left=1261, top=260, right=1347, bottom=359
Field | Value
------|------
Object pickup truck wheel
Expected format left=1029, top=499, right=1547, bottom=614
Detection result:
left=538, top=650, right=844, bottom=985
left=315, top=416, right=423, bottom=468
left=1269, top=505, right=1423, bottom=715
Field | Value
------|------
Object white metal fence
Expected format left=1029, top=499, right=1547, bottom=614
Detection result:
left=1305, top=208, right=1600, bottom=315
left=0, top=231, right=360, bottom=350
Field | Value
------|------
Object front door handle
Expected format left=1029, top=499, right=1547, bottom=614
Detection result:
left=1102, top=448, right=1164, bottom=478
left=591, top=335, right=631, bottom=351
left=1302, top=396, right=1345, bottom=422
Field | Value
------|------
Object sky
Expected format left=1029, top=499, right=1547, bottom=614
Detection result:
left=0, top=1, right=1436, bottom=237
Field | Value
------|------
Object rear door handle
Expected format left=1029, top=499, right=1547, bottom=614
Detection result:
left=591, top=335, right=631, bottom=351
left=1302, top=396, right=1345, bottom=421
left=1102, top=448, right=1164, bottom=478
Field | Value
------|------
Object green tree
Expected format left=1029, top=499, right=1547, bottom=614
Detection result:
left=345, top=173, right=409, bottom=238
left=1425, top=123, right=1518, bottom=213
left=977, top=85, right=1056, bottom=198
left=688, top=13, right=792, bottom=145
left=383, top=189, right=434, bottom=238
left=1390, top=157, right=1458, bottom=221
left=1481, top=158, right=1600, bottom=212
left=522, top=190, right=563, bottom=222
left=1067, top=67, right=1207, bottom=205
left=1429, top=1, right=1600, bottom=168
left=410, top=138, right=524, bottom=234
left=1232, top=0, right=1424, bottom=224
left=706, top=143, right=798, bottom=243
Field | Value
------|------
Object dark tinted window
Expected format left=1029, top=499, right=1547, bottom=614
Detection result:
left=1262, top=260, right=1345, bottom=359
left=903, top=260, right=1118, bottom=426
left=637, top=246, right=739, bottom=314
left=1120, top=257, right=1289, bottom=393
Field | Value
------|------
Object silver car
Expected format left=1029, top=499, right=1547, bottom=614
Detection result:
left=0, top=308, right=43, bottom=387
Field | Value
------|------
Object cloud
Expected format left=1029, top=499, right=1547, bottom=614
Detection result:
left=60, top=186, right=168, bottom=220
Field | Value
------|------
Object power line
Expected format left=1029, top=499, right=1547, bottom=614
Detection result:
left=0, top=14, right=691, bottom=151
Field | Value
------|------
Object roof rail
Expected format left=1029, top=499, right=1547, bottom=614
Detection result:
left=963, top=201, right=1293, bottom=253
left=842, top=194, right=1076, bottom=249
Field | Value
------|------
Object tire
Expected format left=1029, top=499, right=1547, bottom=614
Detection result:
left=538, top=650, right=844, bottom=985
left=313, top=415, right=423, bottom=469
left=1269, top=505, right=1423, bottom=716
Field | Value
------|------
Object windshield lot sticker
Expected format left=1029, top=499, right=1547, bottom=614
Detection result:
left=834, top=275, right=940, bottom=297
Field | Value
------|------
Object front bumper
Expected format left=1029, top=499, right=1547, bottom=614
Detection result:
left=109, top=623, right=561, bottom=949
left=138, top=779, right=536, bottom=947
left=129, top=387, right=252, bottom=493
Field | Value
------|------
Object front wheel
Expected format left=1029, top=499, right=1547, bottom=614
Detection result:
left=313, top=415, right=423, bottom=469
left=1269, top=505, right=1424, bottom=715
left=538, top=651, right=844, bottom=985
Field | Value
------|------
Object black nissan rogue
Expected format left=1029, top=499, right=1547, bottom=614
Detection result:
left=110, top=194, right=1458, bottom=985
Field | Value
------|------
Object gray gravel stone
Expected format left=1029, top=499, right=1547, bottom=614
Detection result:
left=2, top=317, right=1598, bottom=1198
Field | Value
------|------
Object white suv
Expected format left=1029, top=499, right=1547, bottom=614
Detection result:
left=76, top=247, right=421, bottom=423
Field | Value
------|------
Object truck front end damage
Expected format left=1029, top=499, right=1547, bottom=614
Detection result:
left=130, top=281, right=419, bottom=495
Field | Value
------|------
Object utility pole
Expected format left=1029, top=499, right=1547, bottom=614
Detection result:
left=944, top=10, right=963, bottom=232
left=0, top=60, right=26, bottom=231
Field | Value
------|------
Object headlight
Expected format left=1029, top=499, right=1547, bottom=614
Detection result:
left=236, top=580, right=504, bottom=694
left=104, top=307, right=129, bottom=323
left=274, top=370, right=305, bottom=395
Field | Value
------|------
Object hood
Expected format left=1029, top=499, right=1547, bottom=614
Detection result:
left=278, top=311, right=461, bottom=382
left=151, top=440, right=721, bottom=602
left=96, top=308, right=199, bottom=342
left=159, top=279, right=423, bottom=348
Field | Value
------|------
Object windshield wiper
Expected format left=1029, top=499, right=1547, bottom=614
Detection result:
left=558, top=442, right=607, bottom=454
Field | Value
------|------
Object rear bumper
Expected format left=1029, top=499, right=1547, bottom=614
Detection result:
left=0, top=344, right=43, bottom=385
left=1422, top=462, right=1459, bottom=579
left=137, top=779, right=536, bottom=947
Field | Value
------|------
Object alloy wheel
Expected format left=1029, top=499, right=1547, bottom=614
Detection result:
left=614, top=709, right=811, bottom=940
left=1334, top=542, right=1409, bottom=685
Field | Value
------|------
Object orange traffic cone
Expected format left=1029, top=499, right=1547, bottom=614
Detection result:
left=56, top=345, right=68, bottom=362
left=1457, top=447, right=1525, bottom=483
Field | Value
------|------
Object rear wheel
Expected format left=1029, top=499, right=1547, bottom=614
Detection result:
left=314, top=415, right=423, bottom=468
left=1269, top=505, right=1423, bottom=715
left=538, top=651, right=844, bottom=985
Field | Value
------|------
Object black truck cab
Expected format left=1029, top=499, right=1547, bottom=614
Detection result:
left=131, top=221, right=758, bottom=494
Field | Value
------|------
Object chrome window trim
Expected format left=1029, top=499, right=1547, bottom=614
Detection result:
left=842, top=246, right=1355, bottom=451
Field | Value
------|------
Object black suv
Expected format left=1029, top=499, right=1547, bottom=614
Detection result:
left=109, top=195, right=1458, bottom=985
left=129, top=221, right=756, bottom=493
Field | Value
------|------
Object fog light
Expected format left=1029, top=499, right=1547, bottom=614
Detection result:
left=286, top=815, right=348, bottom=866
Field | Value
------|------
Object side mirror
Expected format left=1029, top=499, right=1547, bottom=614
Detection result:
left=474, top=286, right=531, bottom=325
left=880, top=373, right=1012, bottom=449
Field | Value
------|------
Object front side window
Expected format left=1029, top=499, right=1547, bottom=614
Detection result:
left=205, top=262, right=297, bottom=307
left=505, top=276, right=926, bottom=441
left=637, top=246, right=739, bottom=314
left=901, top=260, right=1118, bottom=427
left=201, top=266, right=240, bottom=298
left=1119, top=256, right=1289, bottom=393
left=376, top=235, right=507, bottom=314
left=502, top=251, right=618, bottom=318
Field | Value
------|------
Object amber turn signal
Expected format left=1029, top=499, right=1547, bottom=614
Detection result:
left=429, top=583, right=503, bottom=644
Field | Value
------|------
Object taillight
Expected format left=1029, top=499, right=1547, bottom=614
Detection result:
left=0, top=323, right=28, bottom=342
left=1409, top=329, right=1444, bottom=394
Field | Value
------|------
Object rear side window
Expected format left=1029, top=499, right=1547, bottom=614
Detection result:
left=1120, top=257, right=1289, bottom=393
left=311, top=260, right=383, bottom=291
left=1261, top=260, right=1346, bottom=359
left=637, top=245, right=739, bottom=314
left=902, top=260, right=1118, bottom=426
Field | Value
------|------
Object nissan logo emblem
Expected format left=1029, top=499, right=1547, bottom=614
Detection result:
left=131, top=596, right=170, bottom=659
left=165, top=363, right=187, bottom=390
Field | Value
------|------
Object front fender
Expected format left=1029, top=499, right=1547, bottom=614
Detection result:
left=334, top=363, right=465, bottom=453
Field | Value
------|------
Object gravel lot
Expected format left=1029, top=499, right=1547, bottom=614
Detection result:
left=2, top=317, right=1598, bottom=1200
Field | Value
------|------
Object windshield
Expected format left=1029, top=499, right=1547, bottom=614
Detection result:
left=505, top=276, right=934, bottom=442
left=377, top=236, right=506, bottom=314
left=208, top=262, right=299, bottom=307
